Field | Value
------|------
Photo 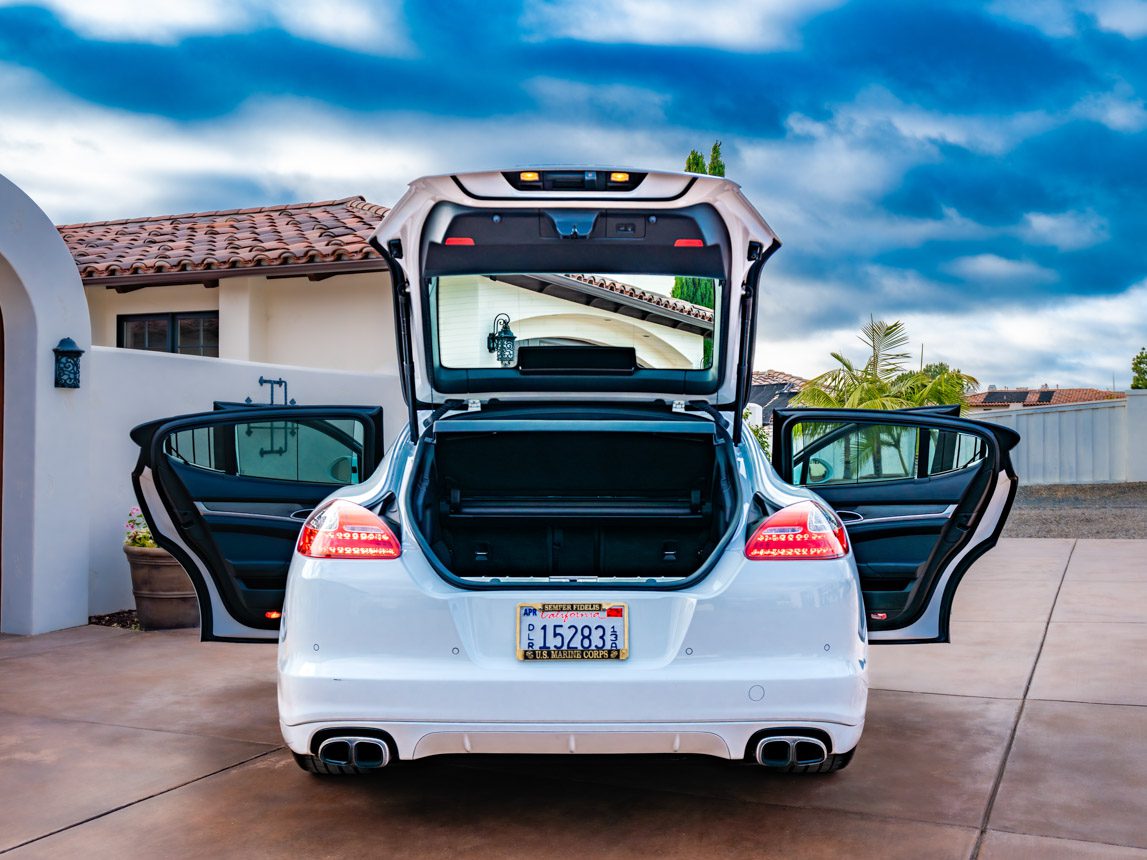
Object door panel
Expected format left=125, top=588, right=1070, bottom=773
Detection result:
left=131, top=406, right=384, bottom=642
left=772, top=408, right=1019, bottom=643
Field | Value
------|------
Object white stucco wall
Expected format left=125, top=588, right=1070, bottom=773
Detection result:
left=253, top=273, right=395, bottom=371
left=438, top=276, right=705, bottom=369
left=0, top=174, right=92, bottom=634
left=86, top=347, right=405, bottom=614
left=86, top=270, right=395, bottom=374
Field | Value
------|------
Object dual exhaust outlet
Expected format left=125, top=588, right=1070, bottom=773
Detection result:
left=318, top=736, right=391, bottom=770
left=755, top=735, right=828, bottom=769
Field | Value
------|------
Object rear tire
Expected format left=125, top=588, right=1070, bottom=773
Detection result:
left=786, top=747, right=855, bottom=774
left=292, top=752, right=374, bottom=776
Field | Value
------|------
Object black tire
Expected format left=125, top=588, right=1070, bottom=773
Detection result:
left=785, top=747, right=855, bottom=774
left=292, top=752, right=374, bottom=776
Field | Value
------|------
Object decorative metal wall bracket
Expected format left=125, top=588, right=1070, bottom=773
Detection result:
left=243, top=376, right=296, bottom=407
left=242, top=376, right=297, bottom=457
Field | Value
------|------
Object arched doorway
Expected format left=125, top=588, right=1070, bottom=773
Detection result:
left=0, top=174, right=92, bottom=634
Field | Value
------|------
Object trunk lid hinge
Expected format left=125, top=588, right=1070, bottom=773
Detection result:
left=423, top=399, right=468, bottom=438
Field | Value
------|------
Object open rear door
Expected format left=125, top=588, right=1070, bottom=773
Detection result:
left=772, top=408, right=1019, bottom=643
left=130, top=406, right=384, bottom=642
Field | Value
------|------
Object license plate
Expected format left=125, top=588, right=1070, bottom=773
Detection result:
left=517, top=603, right=628, bottom=661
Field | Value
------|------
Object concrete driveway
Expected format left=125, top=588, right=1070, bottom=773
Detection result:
left=1, top=538, right=1144, bottom=859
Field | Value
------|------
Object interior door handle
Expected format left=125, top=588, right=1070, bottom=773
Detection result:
left=836, top=510, right=864, bottom=523
left=290, top=509, right=313, bottom=520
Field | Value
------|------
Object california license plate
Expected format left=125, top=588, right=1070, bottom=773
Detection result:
left=516, top=603, right=629, bottom=660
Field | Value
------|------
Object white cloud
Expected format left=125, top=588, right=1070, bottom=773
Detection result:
left=1092, top=0, right=1147, bottom=37
left=0, top=55, right=1137, bottom=391
left=944, top=254, right=1059, bottom=284
left=837, top=87, right=1058, bottom=155
left=729, top=96, right=1007, bottom=259
left=988, top=0, right=1081, bottom=37
left=1019, top=210, right=1109, bottom=250
left=756, top=279, right=1147, bottom=389
left=520, top=0, right=844, bottom=51
left=742, top=103, right=936, bottom=209
left=989, top=0, right=1147, bottom=38
left=0, top=0, right=412, bottom=54
left=0, top=62, right=689, bottom=223
left=1073, top=89, right=1147, bottom=131
left=271, top=0, right=410, bottom=54
left=0, top=0, right=242, bottom=42
left=524, top=78, right=671, bottom=125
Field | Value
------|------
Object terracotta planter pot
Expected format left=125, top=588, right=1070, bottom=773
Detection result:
left=124, top=545, right=200, bottom=631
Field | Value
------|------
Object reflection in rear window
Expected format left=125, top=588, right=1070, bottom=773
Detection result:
left=434, top=273, right=720, bottom=370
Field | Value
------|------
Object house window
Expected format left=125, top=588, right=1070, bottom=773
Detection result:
left=118, top=312, right=219, bottom=357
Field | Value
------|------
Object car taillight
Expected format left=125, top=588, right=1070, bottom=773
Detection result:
left=745, top=500, right=849, bottom=561
left=296, top=499, right=401, bottom=560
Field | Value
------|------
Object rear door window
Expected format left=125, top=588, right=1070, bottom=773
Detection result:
left=790, top=421, right=920, bottom=486
left=165, top=417, right=366, bottom=485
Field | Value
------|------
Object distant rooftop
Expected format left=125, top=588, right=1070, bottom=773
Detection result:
left=751, top=369, right=807, bottom=388
left=747, top=370, right=807, bottom=420
left=967, top=387, right=1126, bottom=408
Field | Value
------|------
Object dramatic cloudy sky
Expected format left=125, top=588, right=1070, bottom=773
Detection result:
left=1, top=0, right=1144, bottom=387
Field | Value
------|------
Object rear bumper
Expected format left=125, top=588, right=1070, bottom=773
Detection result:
left=279, top=653, right=868, bottom=760
left=278, top=547, right=869, bottom=760
left=280, top=718, right=865, bottom=761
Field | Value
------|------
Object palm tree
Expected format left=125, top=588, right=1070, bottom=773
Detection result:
left=791, top=318, right=977, bottom=412
left=789, top=319, right=978, bottom=479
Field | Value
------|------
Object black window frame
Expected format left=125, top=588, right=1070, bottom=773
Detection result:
left=117, top=311, right=220, bottom=356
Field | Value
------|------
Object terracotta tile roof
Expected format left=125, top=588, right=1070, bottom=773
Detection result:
left=58, top=197, right=388, bottom=284
left=967, top=387, right=1126, bottom=408
left=751, top=369, right=807, bottom=388
left=563, top=273, right=715, bottom=323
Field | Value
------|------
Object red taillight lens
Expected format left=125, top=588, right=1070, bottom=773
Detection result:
left=296, top=499, right=401, bottom=560
left=745, top=500, right=849, bottom=560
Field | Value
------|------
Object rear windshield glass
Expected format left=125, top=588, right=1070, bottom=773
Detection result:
left=434, top=273, right=720, bottom=371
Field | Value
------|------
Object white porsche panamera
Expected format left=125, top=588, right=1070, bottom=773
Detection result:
left=131, top=168, right=1018, bottom=776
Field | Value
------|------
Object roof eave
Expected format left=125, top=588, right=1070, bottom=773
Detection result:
left=83, top=257, right=389, bottom=291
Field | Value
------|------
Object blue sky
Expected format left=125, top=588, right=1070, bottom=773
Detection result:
left=1, top=0, right=1144, bottom=387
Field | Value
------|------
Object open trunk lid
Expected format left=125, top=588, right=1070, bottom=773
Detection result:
left=370, top=169, right=780, bottom=437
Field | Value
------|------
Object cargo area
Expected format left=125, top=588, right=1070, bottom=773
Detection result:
left=408, top=419, right=739, bottom=581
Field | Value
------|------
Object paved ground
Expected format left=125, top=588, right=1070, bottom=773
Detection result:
left=1, top=538, right=1145, bottom=859
left=1005, top=482, right=1147, bottom=539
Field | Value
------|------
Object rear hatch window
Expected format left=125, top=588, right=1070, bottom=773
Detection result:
left=420, top=203, right=731, bottom=396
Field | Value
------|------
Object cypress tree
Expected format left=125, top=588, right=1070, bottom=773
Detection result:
left=707, top=141, right=725, bottom=177
left=672, top=141, right=725, bottom=366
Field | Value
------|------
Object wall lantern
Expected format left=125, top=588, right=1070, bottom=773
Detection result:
left=53, top=337, right=85, bottom=389
left=486, top=313, right=517, bottom=367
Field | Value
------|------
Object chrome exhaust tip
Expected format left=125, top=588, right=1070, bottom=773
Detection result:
left=318, top=737, right=391, bottom=769
left=755, top=735, right=827, bottom=768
